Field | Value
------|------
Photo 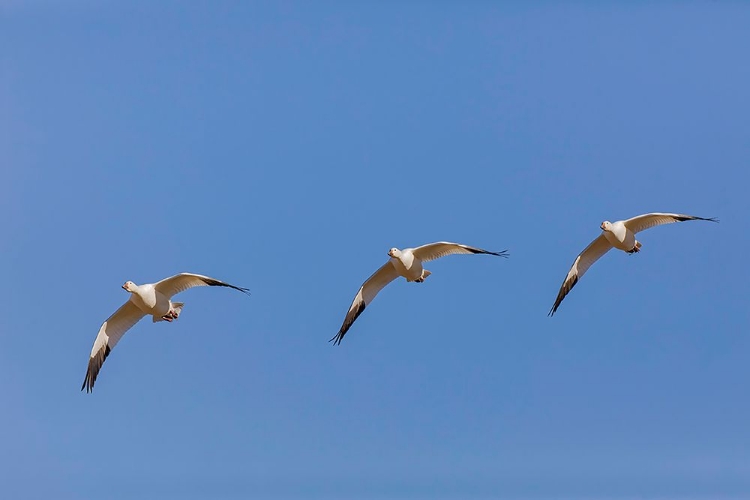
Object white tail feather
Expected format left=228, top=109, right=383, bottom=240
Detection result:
left=171, top=302, right=184, bottom=318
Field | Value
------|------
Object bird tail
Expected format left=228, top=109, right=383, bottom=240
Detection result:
left=171, top=302, right=184, bottom=318
left=422, top=270, right=432, bottom=280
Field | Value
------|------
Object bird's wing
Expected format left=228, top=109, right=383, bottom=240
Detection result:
left=623, top=213, right=718, bottom=234
left=153, top=273, right=250, bottom=299
left=81, top=301, right=145, bottom=392
left=330, top=262, right=400, bottom=345
left=549, top=234, right=612, bottom=316
left=411, top=241, right=508, bottom=262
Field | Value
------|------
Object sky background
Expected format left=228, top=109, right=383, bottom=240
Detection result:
left=2, top=2, right=749, bottom=499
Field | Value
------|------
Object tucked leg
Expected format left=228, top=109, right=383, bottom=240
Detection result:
left=161, top=309, right=179, bottom=321
left=626, top=241, right=642, bottom=254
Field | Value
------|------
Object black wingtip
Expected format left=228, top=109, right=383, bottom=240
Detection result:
left=467, top=248, right=509, bottom=257
left=228, top=284, right=251, bottom=296
left=331, top=301, right=366, bottom=346
left=329, top=332, right=344, bottom=346
left=200, top=277, right=251, bottom=295
left=548, top=275, right=578, bottom=318
left=81, top=344, right=111, bottom=393
left=548, top=301, right=561, bottom=317
left=675, top=215, right=720, bottom=223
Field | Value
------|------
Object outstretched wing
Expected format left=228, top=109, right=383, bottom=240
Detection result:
left=330, top=262, right=400, bottom=345
left=623, top=213, right=718, bottom=234
left=549, top=234, right=612, bottom=316
left=153, top=273, right=250, bottom=299
left=81, top=301, right=145, bottom=393
left=411, top=242, right=508, bottom=262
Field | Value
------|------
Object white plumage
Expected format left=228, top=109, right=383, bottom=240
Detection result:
left=331, top=242, right=508, bottom=345
left=82, top=273, right=249, bottom=392
left=549, top=212, right=717, bottom=316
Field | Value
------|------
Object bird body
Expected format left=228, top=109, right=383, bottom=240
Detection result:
left=388, top=248, right=427, bottom=282
left=601, top=220, right=637, bottom=251
left=123, top=281, right=188, bottom=323
left=123, top=282, right=171, bottom=319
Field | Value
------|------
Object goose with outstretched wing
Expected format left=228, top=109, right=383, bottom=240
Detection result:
left=549, top=213, right=718, bottom=316
left=81, top=273, right=250, bottom=392
left=331, top=242, right=508, bottom=345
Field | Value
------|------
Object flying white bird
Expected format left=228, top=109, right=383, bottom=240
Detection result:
left=549, top=213, right=718, bottom=316
left=331, top=242, right=508, bottom=345
left=82, top=273, right=250, bottom=392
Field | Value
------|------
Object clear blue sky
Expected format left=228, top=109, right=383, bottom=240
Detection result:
left=2, top=2, right=749, bottom=499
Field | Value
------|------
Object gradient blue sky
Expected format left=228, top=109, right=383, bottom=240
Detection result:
left=2, top=2, right=749, bottom=499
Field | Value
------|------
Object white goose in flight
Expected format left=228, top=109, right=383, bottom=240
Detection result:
left=82, top=273, right=250, bottom=392
left=331, top=242, right=508, bottom=345
left=549, top=212, right=718, bottom=316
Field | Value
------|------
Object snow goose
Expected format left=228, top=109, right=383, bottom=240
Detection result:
left=81, top=273, right=250, bottom=392
left=549, top=213, right=718, bottom=316
left=331, top=242, right=508, bottom=345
